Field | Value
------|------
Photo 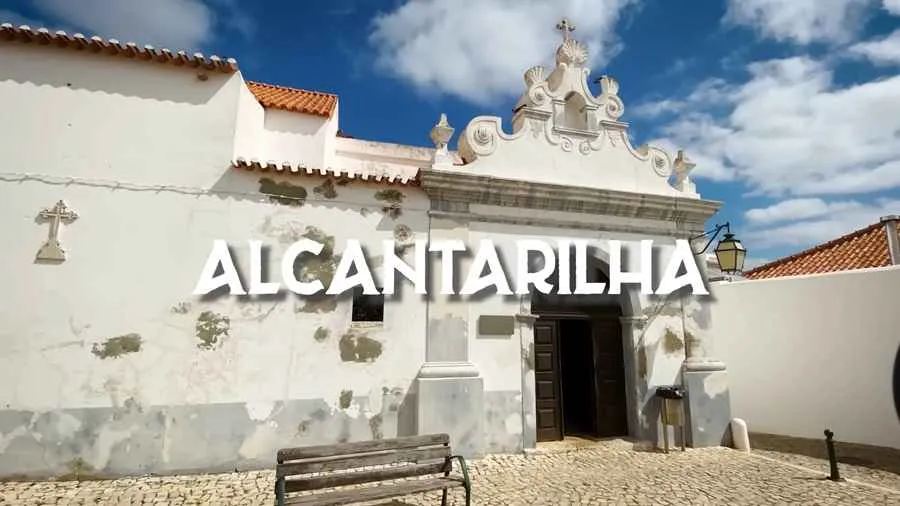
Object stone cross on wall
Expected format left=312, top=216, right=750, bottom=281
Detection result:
left=556, top=18, right=576, bottom=41
left=35, top=200, right=78, bottom=262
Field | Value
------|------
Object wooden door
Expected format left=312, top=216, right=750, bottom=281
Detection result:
left=534, top=320, right=563, bottom=442
left=592, top=316, right=628, bottom=437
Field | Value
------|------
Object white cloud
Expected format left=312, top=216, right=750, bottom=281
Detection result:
left=848, top=29, right=900, bottom=65
left=639, top=55, right=900, bottom=196
left=368, top=0, right=637, bottom=106
left=23, top=0, right=253, bottom=51
left=745, top=198, right=835, bottom=224
left=722, top=0, right=873, bottom=45
left=885, top=0, right=900, bottom=14
left=33, top=0, right=213, bottom=50
left=742, top=197, right=900, bottom=249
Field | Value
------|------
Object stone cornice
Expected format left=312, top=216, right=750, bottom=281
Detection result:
left=419, top=169, right=721, bottom=230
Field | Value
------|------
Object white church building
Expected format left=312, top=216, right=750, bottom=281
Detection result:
left=0, top=21, right=733, bottom=478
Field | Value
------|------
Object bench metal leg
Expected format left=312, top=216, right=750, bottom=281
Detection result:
left=274, top=477, right=285, bottom=506
left=441, top=488, right=448, bottom=506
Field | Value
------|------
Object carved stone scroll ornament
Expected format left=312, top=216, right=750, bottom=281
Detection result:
left=35, top=200, right=78, bottom=262
left=459, top=116, right=519, bottom=160
left=596, top=75, right=625, bottom=120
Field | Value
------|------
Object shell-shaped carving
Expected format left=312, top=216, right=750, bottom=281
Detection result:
left=525, top=65, right=545, bottom=87
left=555, top=39, right=588, bottom=66
left=650, top=149, right=672, bottom=177
left=473, top=126, right=492, bottom=146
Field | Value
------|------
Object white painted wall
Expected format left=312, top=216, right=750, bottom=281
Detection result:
left=0, top=41, right=436, bottom=477
left=0, top=166, right=430, bottom=475
left=712, top=266, right=900, bottom=450
left=0, top=43, right=242, bottom=188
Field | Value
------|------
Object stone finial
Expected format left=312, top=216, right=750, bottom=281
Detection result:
left=673, top=149, right=697, bottom=193
left=430, top=113, right=454, bottom=148
left=430, top=113, right=455, bottom=169
left=554, top=18, right=588, bottom=66
left=556, top=18, right=576, bottom=42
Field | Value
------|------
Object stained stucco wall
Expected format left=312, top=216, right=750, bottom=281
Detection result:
left=712, top=266, right=900, bottom=450
left=0, top=44, right=429, bottom=478
left=0, top=168, right=430, bottom=479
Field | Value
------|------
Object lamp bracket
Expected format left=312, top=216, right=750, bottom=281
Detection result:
left=690, top=222, right=731, bottom=255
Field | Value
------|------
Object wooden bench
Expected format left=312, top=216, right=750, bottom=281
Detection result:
left=274, top=433, right=472, bottom=506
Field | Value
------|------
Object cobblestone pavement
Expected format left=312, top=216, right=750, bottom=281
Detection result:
left=2, top=439, right=899, bottom=505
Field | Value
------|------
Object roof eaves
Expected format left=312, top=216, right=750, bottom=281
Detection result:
left=232, top=158, right=421, bottom=187
left=0, top=23, right=239, bottom=73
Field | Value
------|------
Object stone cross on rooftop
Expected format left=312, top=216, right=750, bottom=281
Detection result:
left=556, top=18, right=575, bottom=41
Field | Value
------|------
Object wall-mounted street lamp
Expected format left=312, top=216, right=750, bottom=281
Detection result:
left=692, top=222, right=747, bottom=275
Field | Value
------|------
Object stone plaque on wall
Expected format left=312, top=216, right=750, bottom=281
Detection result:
left=477, top=315, right=515, bottom=337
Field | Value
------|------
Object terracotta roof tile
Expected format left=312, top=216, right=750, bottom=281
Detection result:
left=246, top=81, right=337, bottom=118
left=232, top=158, right=419, bottom=187
left=0, top=23, right=238, bottom=73
left=744, top=220, right=898, bottom=280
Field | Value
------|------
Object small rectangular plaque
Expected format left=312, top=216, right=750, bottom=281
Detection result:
left=478, top=315, right=515, bottom=337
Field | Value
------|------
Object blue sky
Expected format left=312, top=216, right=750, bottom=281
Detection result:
left=2, top=0, right=900, bottom=266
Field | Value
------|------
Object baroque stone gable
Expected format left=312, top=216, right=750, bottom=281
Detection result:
left=452, top=20, right=698, bottom=199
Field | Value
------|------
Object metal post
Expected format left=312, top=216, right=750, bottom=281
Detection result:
left=824, top=429, right=841, bottom=481
left=661, top=402, right=669, bottom=454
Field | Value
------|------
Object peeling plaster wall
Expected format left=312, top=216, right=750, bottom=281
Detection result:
left=0, top=153, right=429, bottom=477
left=712, top=266, right=900, bottom=450
left=463, top=223, right=694, bottom=451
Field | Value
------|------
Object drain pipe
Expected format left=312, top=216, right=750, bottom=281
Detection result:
left=881, top=215, right=900, bottom=265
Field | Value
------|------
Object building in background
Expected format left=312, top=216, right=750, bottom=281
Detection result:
left=744, top=216, right=900, bottom=280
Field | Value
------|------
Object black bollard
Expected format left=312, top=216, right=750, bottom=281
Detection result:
left=824, top=429, right=841, bottom=481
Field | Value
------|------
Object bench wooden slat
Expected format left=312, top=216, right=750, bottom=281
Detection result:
left=278, top=446, right=451, bottom=476
left=283, top=461, right=450, bottom=493
left=283, top=477, right=465, bottom=506
left=278, top=433, right=449, bottom=462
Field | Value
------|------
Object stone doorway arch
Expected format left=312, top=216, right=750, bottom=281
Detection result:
left=518, top=247, right=645, bottom=449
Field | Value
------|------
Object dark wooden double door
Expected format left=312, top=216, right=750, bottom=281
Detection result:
left=534, top=311, right=628, bottom=442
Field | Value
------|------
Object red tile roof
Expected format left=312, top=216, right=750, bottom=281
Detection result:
left=744, top=219, right=899, bottom=280
left=0, top=23, right=238, bottom=73
left=232, top=158, right=420, bottom=187
left=246, top=81, right=337, bottom=118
